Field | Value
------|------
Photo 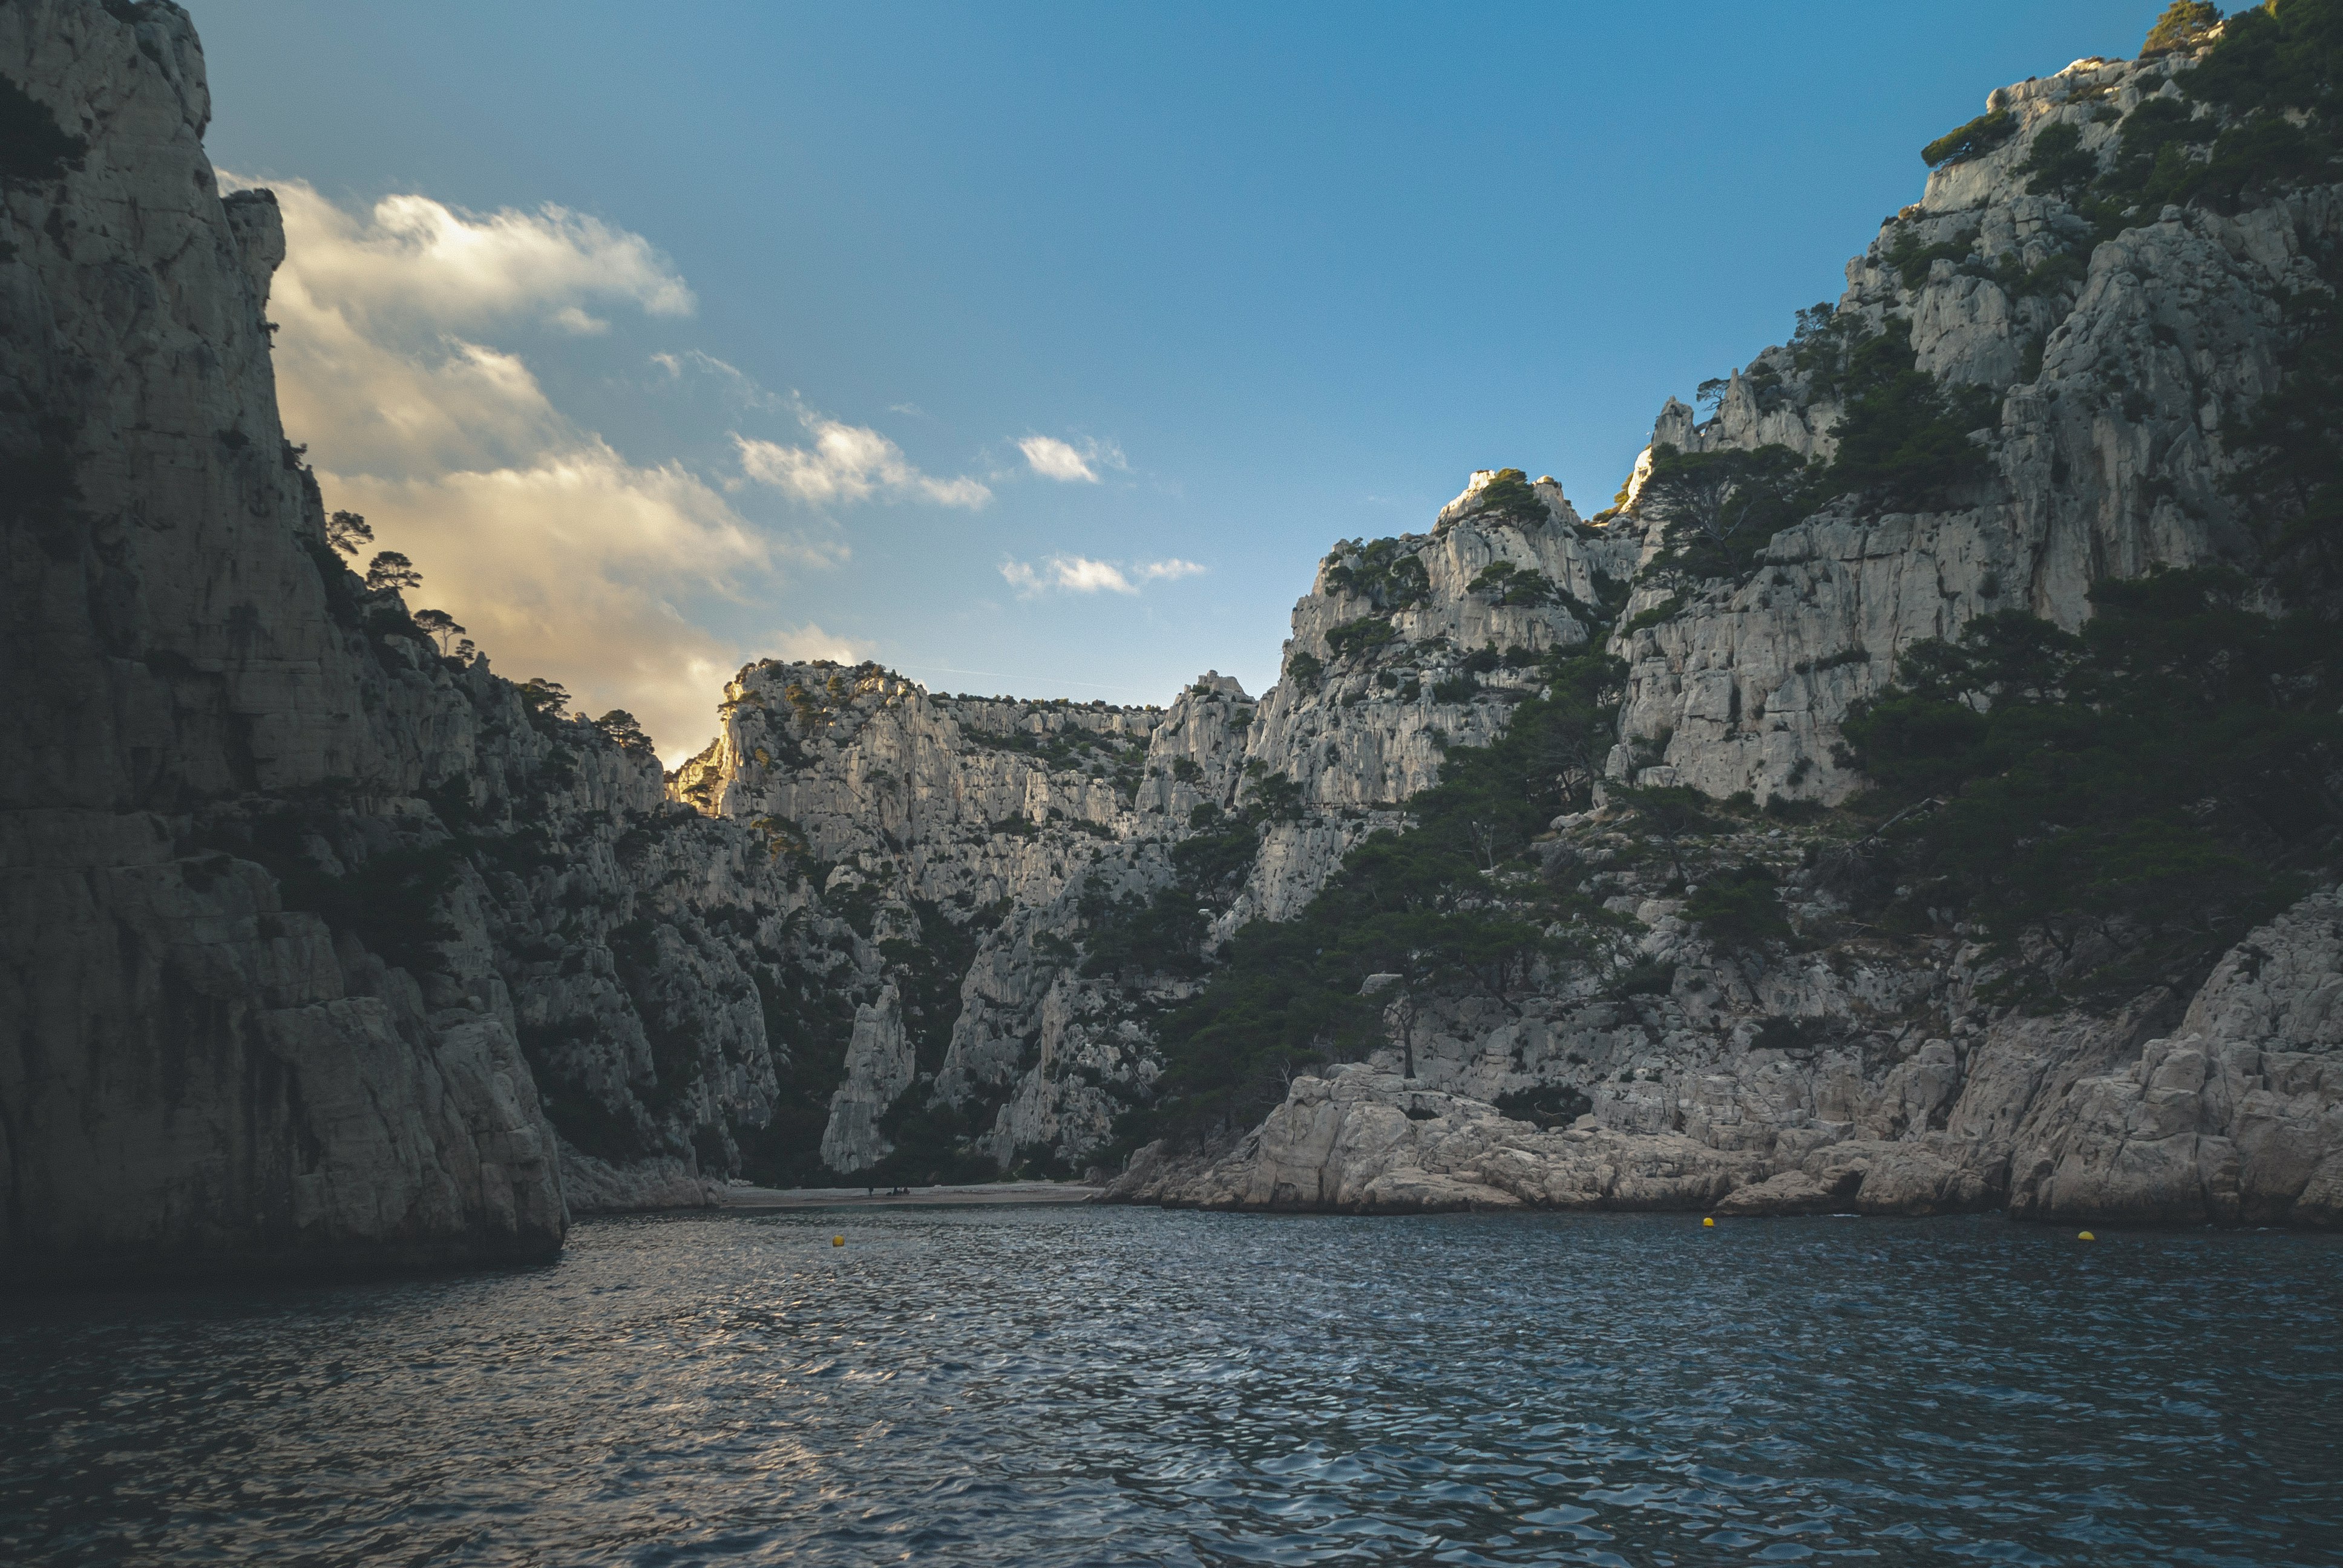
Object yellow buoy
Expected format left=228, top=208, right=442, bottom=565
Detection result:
left=832, top=1235, right=844, bottom=1247
left=2077, top=1230, right=2096, bottom=1241
left=1702, top=1217, right=1715, bottom=1227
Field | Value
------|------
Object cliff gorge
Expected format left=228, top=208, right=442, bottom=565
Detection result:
left=5, top=0, right=2340, bottom=1283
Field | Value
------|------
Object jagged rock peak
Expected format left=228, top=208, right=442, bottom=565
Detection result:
left=1434, top=467, right=1579, bottom=530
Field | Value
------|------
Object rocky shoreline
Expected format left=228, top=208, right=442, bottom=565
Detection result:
left=1103, top=888, right=2343, bottom=1227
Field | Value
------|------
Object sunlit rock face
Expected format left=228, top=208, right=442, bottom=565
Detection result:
left=671, top=486, right=1629, bottom=1174
left=1605, top=48, right=2309, bottom=805
left=1099, top=36, right=2343, bottom=1229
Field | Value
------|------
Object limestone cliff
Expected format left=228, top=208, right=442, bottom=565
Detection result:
left=7, top=0, right=2340, bottom=1276
left=0, top=0, right=800, bottom=1279
left=1100, top=20, right=2343, bottom=1227
left=673, top=474, right=1628, bottom=1178
left=1605, top=45, right=2320, bottom=802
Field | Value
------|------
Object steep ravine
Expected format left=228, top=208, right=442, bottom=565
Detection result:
left=5, top=0, right=2340, bottom=1286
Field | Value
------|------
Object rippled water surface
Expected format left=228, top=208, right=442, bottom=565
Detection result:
left=3, top=1208, right=2339, bottom=1566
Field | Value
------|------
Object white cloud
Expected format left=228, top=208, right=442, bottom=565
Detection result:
left=736, top=417, right=990, bottom=509
left=551, top=305, right=611, bottom=336
left=1018, top=435, right=1098, bottom=483
left=248, top=180, right=695, bottom=334
left=653, top=348, right=787, bottom=411
left=1016, top=434, right=1127, bottom=483
left=764, top=623, right=876, bottom=664
left=1000, top=555, right=1133, bottom=595
left=317, top=443, right=788, bottom=765
left=251, top=175, right=795, bottom=763
left=1000, top=554, right=1208, bottom=596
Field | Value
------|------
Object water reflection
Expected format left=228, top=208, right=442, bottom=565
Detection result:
left=1, top=1209, right=2337, bottom=1565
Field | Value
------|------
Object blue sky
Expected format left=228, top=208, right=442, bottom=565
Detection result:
left=194, top=0, right=2163, bottom=757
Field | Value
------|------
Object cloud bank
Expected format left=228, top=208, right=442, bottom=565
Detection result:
left=249, top=176, right=766, bottom=762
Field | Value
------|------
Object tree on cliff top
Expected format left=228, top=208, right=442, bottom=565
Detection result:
left=2145, top=2, right=2224, bottom=56
left=412, top=609, right=465, bottom=655
left=1634, top=443, right=1814, bottom=583
left=326, top=509, right=373, bottom=557
left=364, top=550, right=421, bottom=593
left=594, top=710, right=656, bottom=756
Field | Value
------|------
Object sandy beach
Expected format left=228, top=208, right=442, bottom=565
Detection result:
left=715, top=1181, right=1102, bottom=1210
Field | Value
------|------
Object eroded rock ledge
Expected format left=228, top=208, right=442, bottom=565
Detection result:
left=1103, top=888, right=2343, bottom=1227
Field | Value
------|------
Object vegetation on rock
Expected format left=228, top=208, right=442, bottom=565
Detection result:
left=1840, top=569, right=2342, bottom=1005
left=1118, top=648, right=1627, bottom=1146
left=1922, top=108, right=2017, bottom=168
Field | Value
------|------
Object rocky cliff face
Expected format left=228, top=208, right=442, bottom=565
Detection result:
left=0, top=0, right=804, bottom=1279
left=1103, top=889, right=2342, bottom=1228
left=670, top=471, right=1632, bottom=1177
left=7, top=0, right=2338, bottom=1278
left=1605, top=47, right=2313, bottom=803
left=1096, top=25, right=2343, bottom=1227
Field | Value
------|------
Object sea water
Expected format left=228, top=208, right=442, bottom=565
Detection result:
left=2, top=1207, right=2336, bottom=1565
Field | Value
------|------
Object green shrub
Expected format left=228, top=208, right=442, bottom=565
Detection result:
left=1458, top=467, right=1549, bottom=530
left=1609, top=959, right=1676, bottom=998
left=1840, top=569, right=2342, bottom=1002
left=1285, top=650, right=1325, bottom=692
left=2225, top=237, right=2343, bottom=570
left=1685, top=864, right=1792, bottom=950
left=1622, top=595, right=1688, bottom=635
left=2017, top=122, right=2098, bottom=197
left=1325, top=618, right=1399, bottom=659
left=2015, top=250, right=2089, bottom=298
left=1321, top=538, right=1431, bottom=609
left=1636, top=443, right=1817, bottom=583
left=737, top=959, right=865, bottom=1186
left=1467, top=560, right=1560, bottom=604
left=1922, top=109, right=2016, bottom=168
left=877, top=897, right=980, bottom=1076
left=1819, top=321, right=1999, bottom=508
left=1882, top=225, right=1978, bottom=289
left=1493, top=1084, right=1594, bottom=1127
left=2143, top=1, right=2224, bottom=55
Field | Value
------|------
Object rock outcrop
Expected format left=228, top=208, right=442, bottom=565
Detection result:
left=0, top=0, right=800, bottom=1278
left=1104, top=29, right=2343, bottom=1229
left=670, top=472, right=1631, bottom=1176
left=7, top=0, right=2339, bottom=1280
left=1604, top=48, right=2312, bottom=804
left=1105, top=888, right=2340, bottom=1223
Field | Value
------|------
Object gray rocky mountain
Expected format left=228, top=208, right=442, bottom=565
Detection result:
left=5, top=0, right=2339, bottom=1284
left=1096, top=24, right=2343, bottom=1221
left=1, top=0, right=809, bottom=1278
